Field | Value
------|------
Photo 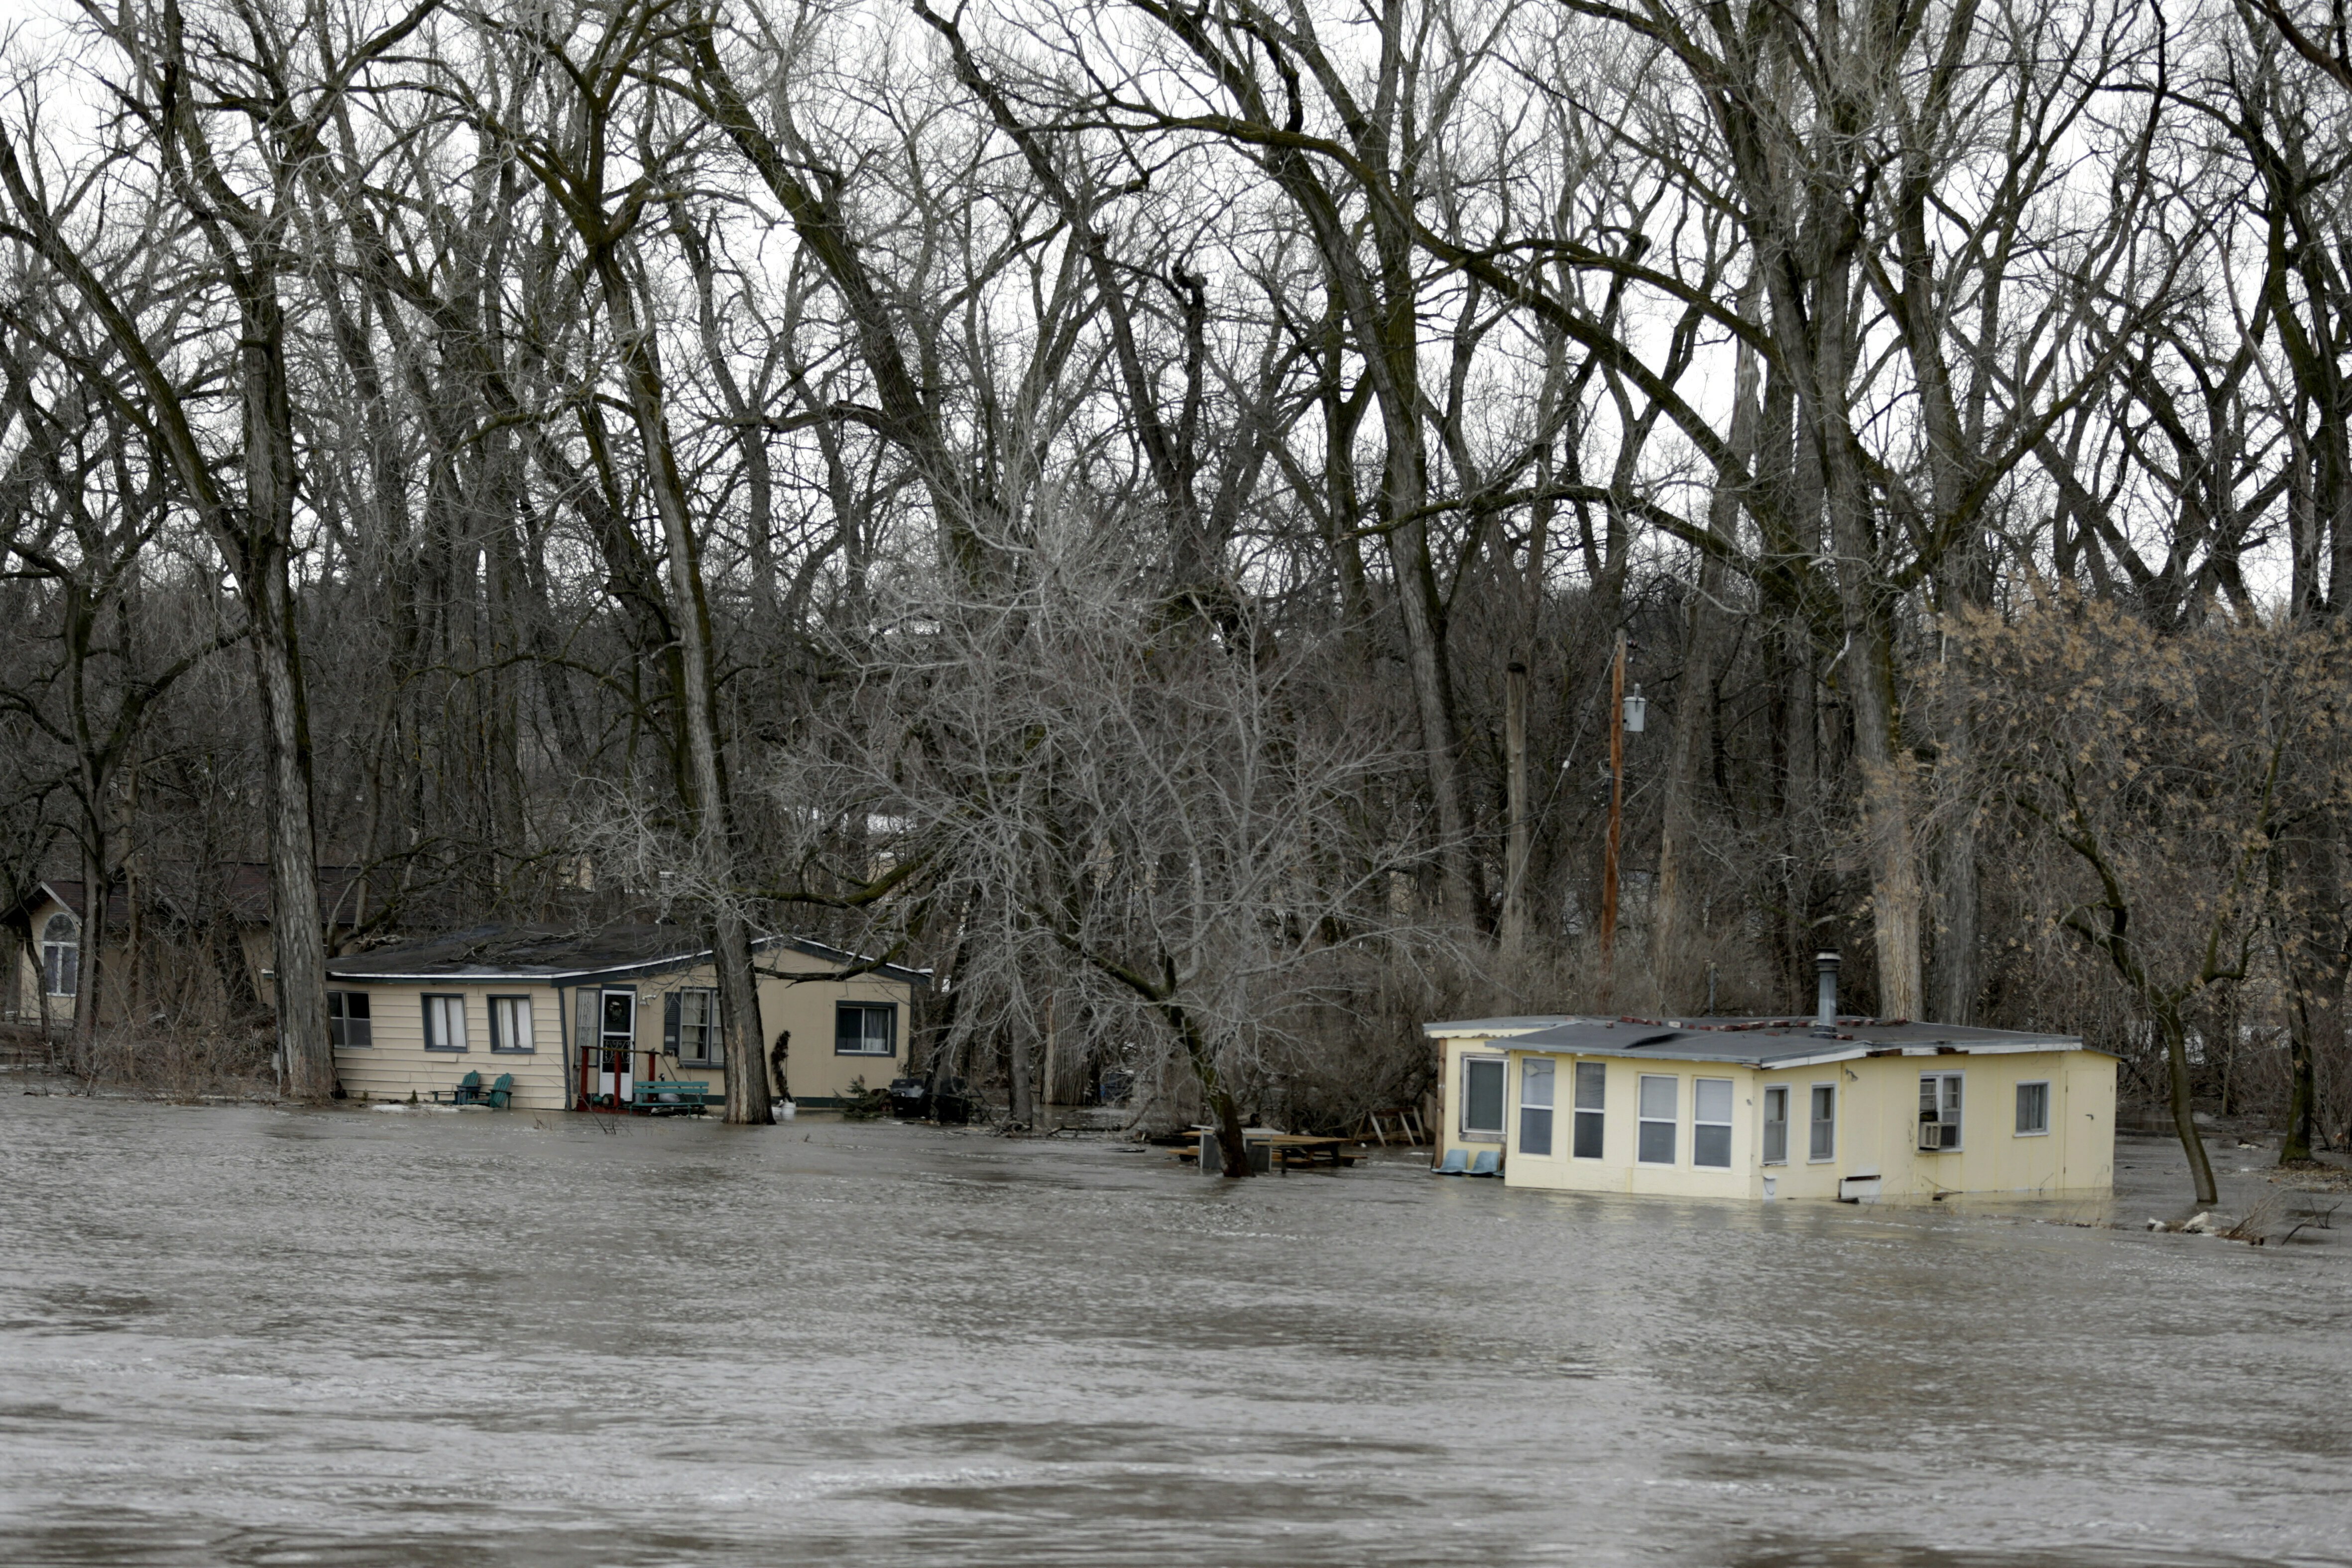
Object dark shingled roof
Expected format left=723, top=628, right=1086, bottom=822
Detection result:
left=325, top=923, right=929, bottom=987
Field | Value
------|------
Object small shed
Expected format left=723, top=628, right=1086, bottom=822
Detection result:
left=324, top=923, right=927, bottom=1112
left=1426, top=1013, right=2115, bottom=1201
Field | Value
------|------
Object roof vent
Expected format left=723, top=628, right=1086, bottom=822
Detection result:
left=1813, top=952, right=1840, bottom=1037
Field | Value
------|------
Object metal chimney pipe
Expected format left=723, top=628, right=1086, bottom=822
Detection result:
left=1813, top=952, right=1841, bottom=1034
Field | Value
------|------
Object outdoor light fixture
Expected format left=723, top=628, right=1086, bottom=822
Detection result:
left=1622, top=686, right=1647, bottom=733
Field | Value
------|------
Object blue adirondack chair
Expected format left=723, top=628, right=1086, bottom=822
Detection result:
left=1467, top=1149, right=1502, bottom=1177
left=1432, top=1148, right=1468, bottom=1175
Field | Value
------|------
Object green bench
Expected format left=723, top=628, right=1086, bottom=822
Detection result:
left=431, top=1071, right=514, bottom=1109
left=634, top=1080, right=710, bottom=1114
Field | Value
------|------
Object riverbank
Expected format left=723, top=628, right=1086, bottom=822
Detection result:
left=3, top=1092, right=2346, bottom=1567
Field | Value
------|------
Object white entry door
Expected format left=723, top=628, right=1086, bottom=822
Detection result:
left=598, top=989, right=636, bottom=1101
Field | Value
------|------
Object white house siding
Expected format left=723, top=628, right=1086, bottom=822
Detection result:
left=330, top=947, right=918, bottom=1112
left=1431, top=1031, right=2116, bottom=1202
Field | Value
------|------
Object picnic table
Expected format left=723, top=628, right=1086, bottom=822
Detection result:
left=633, top=1080, right=711, bottom=1115
left=1176, top=1130, right=1358, bottom=1172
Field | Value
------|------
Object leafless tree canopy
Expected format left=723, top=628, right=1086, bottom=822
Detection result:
left=4, top=0, right=2351, bottom=1167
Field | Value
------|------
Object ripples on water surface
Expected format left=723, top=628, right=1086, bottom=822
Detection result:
left=0, top=1096, right=2345, bottom=1568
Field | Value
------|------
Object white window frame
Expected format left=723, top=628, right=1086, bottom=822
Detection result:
left=1571, top=1060, right=1607, bottom=1159
left=1761, top=1084, right=1789, bottom=1166
left=1458, top=1053, right=1507, bottom=1140
left=423, top=993, right=469, bottom=1052
left=1693, top=1078, right=1735, bottom=1169
left=488, top=994, right=535, bottom=1053
left=1920, top=1071, right=1964, bottom=1151
left=1637, top=1074, right=1678, bottom=1165
left=1518, top=1056, right=1555, bottom=1157
left=2014, top=1079, right=2051, bottom=1137
left=1808, top=1083, right=1837, bottom=1162
left=834, top=1001, right=898, bottom=1058
left=676, top=987, right=720, bottom=1066
left=40, top=912, right=78, bottom=998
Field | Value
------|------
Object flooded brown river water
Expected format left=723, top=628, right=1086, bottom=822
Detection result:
left=1, top=1095, right=2347, bottom=1568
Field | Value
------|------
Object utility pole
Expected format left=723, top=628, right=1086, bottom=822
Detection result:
left=1600, top=632, right=1625, bottom=1006
left=1502, top=661, right=1530, bottom=956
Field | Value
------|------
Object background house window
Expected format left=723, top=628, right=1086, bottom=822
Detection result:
left=1637, top=1074, right=1677, bottom=1164
left=423, top=994, right=468, bottom=1051
left=1762, top=1085, right=1788, bottom=1165
left=40, top=913, right=78, bottom=998
left=1693, top=1078, right=1734, bottom=1168
left=1519, top=1058, right=1555, bottom=1157
left=1573, top=1061, right=1606, bottom=1158
left=1809, top=1085, right=1837, bottom=1160
left=672, top=989, right=720, bottom=1065
left=835, top=1002, right=897, bottom=1056
left=327, top=991, right=372, bottom=1047
left=489, top=995, right=534, bottom=1053
left=2015, top=1080, right=2050, bottom=1136
left=1920, top=1072, right=1964, bottom=1150
left=1460, top=1055, right=1505, bottom=1137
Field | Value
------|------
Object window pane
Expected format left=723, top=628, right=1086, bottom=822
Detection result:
left=496, top=997, right=531, bottom=1050
left=1464, top=1058, right=1505, bottom=1134
left=348, top=992, right=369, bottom=1021
left=1639, top=1074, right=1676, bottom=1120
left=1921, top=1075, right=1938, bottom=1115
left=1943, top=1076, right=1964, bottom=1115
left=602, top=993, right=633, bottom=1036
left=1574, top=1061, right=1606, bottom=1111
left=1522, top=1057, right=1554, bottom=1109
left=1810, top=1086, right=1835, bottom=1159
left=2016, top=1081, right=2049, bottom=1134
left=1694, top=1079, right=1732, bottom=1123
left=1763, top=1119, right=1787, bottom=1164
left=1573, top=1109, right=1605, bottom=1159
left=1638, top=1120, right=1676, bottom=1164
left=1520, top=1105, right=1553, bottom=1158
left=1694, top=1124, right=1732, bottom=1168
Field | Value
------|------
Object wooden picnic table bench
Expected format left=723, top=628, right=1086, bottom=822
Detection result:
left=633, top=1080, right=711, bottom=1114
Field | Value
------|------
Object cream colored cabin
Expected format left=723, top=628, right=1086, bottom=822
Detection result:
left=325, top=924, right=925, bottom=1112
left=1428, top=1016, right=2115, bottom=1201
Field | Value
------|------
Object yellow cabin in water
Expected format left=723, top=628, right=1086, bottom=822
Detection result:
left=1426, top=1012, right=2115, bottom=1201
left=324, top=924, right=925, bottom=1113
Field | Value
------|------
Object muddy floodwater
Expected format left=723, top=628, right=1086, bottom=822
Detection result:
left=1, top=1096, right=2347, bottom=1568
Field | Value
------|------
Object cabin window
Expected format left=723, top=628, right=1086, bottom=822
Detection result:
left=327, top=990, right=372, bottom=1047
left=1762, top=1085, right=1789, bottom=1165
left=1919, top=1072, right=1964, bottom=1151
left=1572, top=1062, right=1606, bottom=1158
left=1809, top=1084, right=1836, bottom=1161
left=1693, top=1078, right=1734, bottom=1168
left=2016, top=1080, right=2051, bottom=1136
left=1519, top=1058, right=1555, bottom=1157
left=835, top=1002, right=897, bottom=1056
left=673, top=988, right=720, bottom=1065
left=489, top=995, right=534, bottom=1053
left=40, top=913, right=78, bottom=998
left=1637, top=1075, right=1677, bottom=1164
left=1460, top=1055, right=1506, bottom=1138
left=423, top=994, right=468, bottom=1052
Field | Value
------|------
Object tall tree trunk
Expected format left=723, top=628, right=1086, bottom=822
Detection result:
left=1654, top=279, right=1760, bottom=1004
left=595, top=252, right=772, bottom=1125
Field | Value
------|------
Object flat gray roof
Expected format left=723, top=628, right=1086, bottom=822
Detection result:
left=1463, top=1016, right=2089, bottom=1068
